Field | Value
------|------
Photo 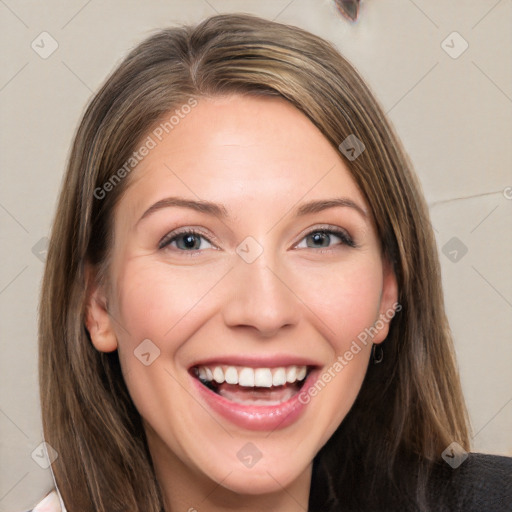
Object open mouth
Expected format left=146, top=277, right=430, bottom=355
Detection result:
left=191, top=364, right=312, bottom=406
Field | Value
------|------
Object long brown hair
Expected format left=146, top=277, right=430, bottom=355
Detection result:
left=39, top=13, right=470, bottom=511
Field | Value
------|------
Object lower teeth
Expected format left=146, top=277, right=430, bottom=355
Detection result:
left=219, top=386, right=296, bottom=405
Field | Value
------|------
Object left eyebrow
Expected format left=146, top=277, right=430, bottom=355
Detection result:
left=295, top=198, right=368, bottom=219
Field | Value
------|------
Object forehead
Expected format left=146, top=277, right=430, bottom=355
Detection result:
left=116, top=95, right=369, bottom=223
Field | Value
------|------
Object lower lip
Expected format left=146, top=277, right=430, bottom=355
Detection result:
left=191, top=371, right=317, bottom=431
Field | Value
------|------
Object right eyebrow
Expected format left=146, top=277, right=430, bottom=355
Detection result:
left=137, top=196, right=229, bottom=226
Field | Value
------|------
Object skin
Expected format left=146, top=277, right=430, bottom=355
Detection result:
left=85, top=95, right=398, bottom=512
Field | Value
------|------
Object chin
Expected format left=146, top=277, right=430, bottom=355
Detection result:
left=208, top=460, right=309, bottom=496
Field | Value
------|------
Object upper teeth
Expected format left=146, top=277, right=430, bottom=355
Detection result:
left=196, top=365, right=308, bottom=387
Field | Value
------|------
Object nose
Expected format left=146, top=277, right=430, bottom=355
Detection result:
left=221, top=252, right=301, bottom=338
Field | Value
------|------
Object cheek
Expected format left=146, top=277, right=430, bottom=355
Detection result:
left=293, top=257, right=383, bottom=416
left=113, top=259, right=223, bottom=346
left=294, top=260, right=384, bottom=444
left=110, top=260, right=226, bottom=436
left=294, top=257, right=384, bottom=348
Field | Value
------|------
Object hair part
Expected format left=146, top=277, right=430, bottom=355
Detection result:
left=39, top=13, right=470, bottom=511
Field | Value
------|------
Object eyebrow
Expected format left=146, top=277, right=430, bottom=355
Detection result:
left=137, top=196, right=368, bottom=225
left=138, top=197, right=228, bottom=224
left=296, top=198, right=368, bottom=219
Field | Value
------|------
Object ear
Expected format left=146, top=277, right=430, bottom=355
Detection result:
left=84, top=264, right=118, bottom=352
left=373, top=257, right=399, bottom=344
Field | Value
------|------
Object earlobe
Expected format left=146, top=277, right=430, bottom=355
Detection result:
left=84, top=265, right=118, bottom=353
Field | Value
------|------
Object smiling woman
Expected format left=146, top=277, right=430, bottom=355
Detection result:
left=36, top=13, right=511, bottom=512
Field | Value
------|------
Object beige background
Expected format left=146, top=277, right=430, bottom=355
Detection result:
left=1, top=0, right=511, bottom=510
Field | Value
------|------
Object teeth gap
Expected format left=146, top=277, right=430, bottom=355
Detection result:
left=201, top=378, right=219, bottom=393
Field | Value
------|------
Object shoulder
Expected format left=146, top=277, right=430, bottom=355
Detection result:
left=427, top=452, right=512, bottom=512
left=28, top=490, right=62, bottom=512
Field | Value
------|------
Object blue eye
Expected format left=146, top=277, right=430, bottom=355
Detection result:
left=296, top=228, right=356, bottom=250
left=159, top=230, right=214, bottom=251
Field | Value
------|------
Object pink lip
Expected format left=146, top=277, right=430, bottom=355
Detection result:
left=190, top=369, right=319, bottom=431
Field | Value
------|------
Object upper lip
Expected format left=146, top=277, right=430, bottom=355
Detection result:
left=189, top=354, right=322, bottom=370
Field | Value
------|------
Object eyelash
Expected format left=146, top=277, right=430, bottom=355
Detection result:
left=158, top=225, right=357, bottom=255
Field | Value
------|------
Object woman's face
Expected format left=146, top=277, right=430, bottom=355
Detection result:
left=86, top=95, right=397, bottom=496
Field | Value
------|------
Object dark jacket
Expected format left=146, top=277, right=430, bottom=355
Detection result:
left=308, top=452, right=512, bottom=511
left=425, top=452, right=512, bottom=511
